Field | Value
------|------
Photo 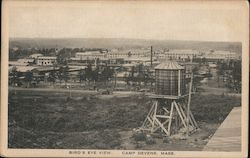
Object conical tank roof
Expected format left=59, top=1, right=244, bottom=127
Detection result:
left=155, top=61, right=184, bottom=70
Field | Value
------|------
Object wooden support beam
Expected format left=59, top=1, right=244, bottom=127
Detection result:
left=147, top=116, right=153, bottom=125
left=167, top=102, right=174, bottom=136
left=189, top=111, right=198, bottom=128
left=140, top=128, right=151, bottom=131
left=178, top=103, right=187, bottom=121
left=152, top=119, right=169, bottom=133
left=155, top=115, right=171, bottom=119
left=179, top=104, right=195, bottom=128
left=154, top=118, right=169, bottom=135
left=142, top=101, right=155, bottom=127
left=151, top=101, right=158, bottom=133
left=174, top=101, right=187, bottom=128
left=162, top=107, right=170, bottom=114
left=181, top=103, right=198, bottom=129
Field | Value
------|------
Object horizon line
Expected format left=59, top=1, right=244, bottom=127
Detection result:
left=9, top=37, right=242, bottom=43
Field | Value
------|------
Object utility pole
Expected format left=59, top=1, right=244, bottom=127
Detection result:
left=186, top=72, right=193, bottom=137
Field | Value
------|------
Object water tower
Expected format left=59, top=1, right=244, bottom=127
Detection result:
left=141, top=61, right=198, bottom=136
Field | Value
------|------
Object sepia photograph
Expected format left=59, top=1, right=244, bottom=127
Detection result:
left=1, top=0, right=249, bottom=157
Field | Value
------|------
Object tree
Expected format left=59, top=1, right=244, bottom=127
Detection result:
left=129, top=66, right=136, bottom=83
left=125, top=73, right=130, bottom=86
left=192, top=66, right=201, bottom=91
left=57, top=66, right=64, bottom=84
left=57, top=66, right=69, bottom=85
left=62, top=66, right=69, bottom=85
left=201, top=57, right=207, bottom=64
left=136, top=64, right=145, bottom=86
left=47, top=72, right=56, bottom=86
left=128, top=51, right=132, bottom=57
left=79, top=69, right=85, bottom=83
left=217, top=61, right=230, bottom=87
left=101, top=65, right=114, bottom=84
left=9, top=66, right=19, bottom=86
left=85, top=62, right=93, bottom=82
left=57, top=48, right=72, bottom=64
left=143, top=73, right=150, bottom=86
left=93, top=66, right=100, bottom=82
left=231, top=60, right=241, bottom=93
left=24, top=71, right=33, bottom=88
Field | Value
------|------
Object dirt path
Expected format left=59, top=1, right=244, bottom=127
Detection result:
left=9, top=87, right=142, bottom=97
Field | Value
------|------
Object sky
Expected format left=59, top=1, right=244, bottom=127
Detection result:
left=7, top=0, right=248, bottom=42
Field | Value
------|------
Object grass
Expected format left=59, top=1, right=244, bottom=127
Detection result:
left=191, top=94, right=241, bottom=123
left=8, top=90, right=241, bottom=149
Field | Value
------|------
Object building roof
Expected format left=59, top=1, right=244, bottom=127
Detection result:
left=116, top=72, right=129, bottom=78
left=70, top=57, right=81, bottom=61
left=29, top=53, right=44, bottom=58
left=17, top=58, right=35, bottom=63
left=123, top=57, right=151, bottom=62
left=76, top=51, right=103, bottom=56
left=122, top=63, right=137, bottom=67
left=68, top=65, right=87, bottom=69
left=165, top=49, right=199, bottom=54
left=155, top=61, right=184, bottom=70
left=9, top=61, right=29, bottom=66
left=37, top=56, right=57, bottom=59
left=15, top=66, right=38, bottom=72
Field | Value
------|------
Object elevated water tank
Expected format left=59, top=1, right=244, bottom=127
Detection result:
left=155, top=61, right=186, bottom=96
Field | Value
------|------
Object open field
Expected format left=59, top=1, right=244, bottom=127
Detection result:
left=8, top=89, right=241, bottom=150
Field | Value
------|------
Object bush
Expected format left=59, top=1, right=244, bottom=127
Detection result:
left=132, top=132, right=146, bottom=141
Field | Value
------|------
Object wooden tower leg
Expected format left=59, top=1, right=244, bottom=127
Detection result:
left=167, top=102, right=174, bottom=136
left=141, top=100, right=171, bottom=135
left=141, top=100, right=158, bottom=132
left=142, top=101, right=155, bottom=128
left=180, top=101, right=199, bottom=129
left=151, top=101, right=158, bottom=133
left=173, top=101, right=187, bottom=129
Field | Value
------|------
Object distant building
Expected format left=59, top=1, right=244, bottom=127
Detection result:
left=9, top=61, right=29, bottom=66
left=204, top=51, right=238, bottom=60
left=75, top=51, right=106, bottom=60
left=157, top=49, right=200, bottom=61
left=29, top=53, right=44, bottom=59
left=123, top=57, right=152, bottom=65
left=36, top=56, right=57, bottom=66
left=107, top=49, right=150, bottom=59
left=12, top=47, right=19, bottom=51
left=9, top=58, right=35, bottom=67
left=17, top=58, right=35, bottom=64
left=14, top=66, right=37, bottom=73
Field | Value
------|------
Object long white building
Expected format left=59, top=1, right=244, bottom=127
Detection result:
left=75, top=51, right=106, bottom=60
left=36, top=56, right=57, bottom=66
left=107, top=49, right=151, bottom=59
left=204, top=50, right=238, bottom=60
left=71, top=49, right=239, bottom=64
left=156, top=49, right=201, bottom=60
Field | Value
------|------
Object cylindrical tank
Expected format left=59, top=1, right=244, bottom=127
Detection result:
left=155, top=61, right=186, bottom=96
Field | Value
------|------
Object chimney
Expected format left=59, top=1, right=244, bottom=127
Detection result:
left=151, top=46, right=153, bottom=67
